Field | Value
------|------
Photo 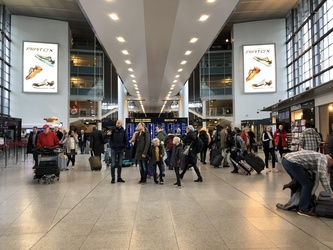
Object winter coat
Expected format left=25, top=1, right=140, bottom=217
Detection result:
left=109, top=126, right=127, bottom=152
left=90, top=128, right=105, bottom=156
left=133, top=131, right=151, bottom=160
left=156, top=130, right=167, bottom=146
left=149, top=144, right=165, bottom=164
left=61, top=134, right=79, bottom=155
left=181, top=130, right=197, bottom=165
left=27, top=131, right=40, bottom=153
left=170, top=143, right=182, bottom=168
left=274, top=129, right=288, bottom=147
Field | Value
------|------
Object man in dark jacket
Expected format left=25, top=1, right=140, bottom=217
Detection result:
left=108, top=120, right=127, bottom=183
left=180, top=125, right=203, bottom=182
left=27, top=126, right=40, bottom=167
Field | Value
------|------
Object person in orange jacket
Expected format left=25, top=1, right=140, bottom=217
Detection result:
left=274, top=124, right=288, bottom=159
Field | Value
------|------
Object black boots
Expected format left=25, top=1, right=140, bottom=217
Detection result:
left=194, top=177, right=203, bottom=182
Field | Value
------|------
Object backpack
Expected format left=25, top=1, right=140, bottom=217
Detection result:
left=199, top=130, right=209, bottom=145
left=226, top=134, right=235, bottom=147
left=192, top=137, right=204, bottom=154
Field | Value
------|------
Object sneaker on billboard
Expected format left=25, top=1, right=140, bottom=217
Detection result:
left=35, top=54, right=55, bottom=67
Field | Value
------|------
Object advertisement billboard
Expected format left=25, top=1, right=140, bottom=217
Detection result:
left=243, top=44, right=276, bottom=93
left=23, top=41, right=58, bottom=93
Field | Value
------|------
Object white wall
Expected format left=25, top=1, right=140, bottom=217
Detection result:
left=233, top=19, right=287, bottom=127
left=11, top=16, right=70, bottom=128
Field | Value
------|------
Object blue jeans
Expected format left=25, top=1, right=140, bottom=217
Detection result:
left=110, top=149, right=123, bottom=179
left=282, top=158, right=314, bottom=212
left=138, top=159, right=148, bottom=181
left=166, top=150, right=172, bottom=166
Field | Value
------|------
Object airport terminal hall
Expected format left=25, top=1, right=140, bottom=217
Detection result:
left=1, top=0, right=333, bottom=249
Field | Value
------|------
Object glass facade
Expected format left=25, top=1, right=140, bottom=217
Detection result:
left=0, top=5, right=11, bottom=116
left=286, top=0, right=333, bottom=97
left=199, top=50, right=233, bottom=117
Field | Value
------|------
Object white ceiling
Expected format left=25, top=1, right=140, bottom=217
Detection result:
left=3, top=0, right=299, bottom=113
left=77, top=0, right=239, bottom=113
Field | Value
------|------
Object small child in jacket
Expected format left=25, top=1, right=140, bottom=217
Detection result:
left=170, top=136, right=183, bottom=188
left=150, top=138, right=165, bottom=184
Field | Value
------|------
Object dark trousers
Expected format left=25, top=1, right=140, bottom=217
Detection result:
left=282, top=158, right=314, bottom=212
left=200, top=144, right=208, bottom=163
left=174, top=167, right=181, bottom=185
left=180, top=157, right=202, bottom=179
left=111, top=150, right=123, bottom=180
left=153, top=161, right=163, bottom=181
left=263, top=147, right=276, bottom=169
left=67, top=154, right=76, bottom=166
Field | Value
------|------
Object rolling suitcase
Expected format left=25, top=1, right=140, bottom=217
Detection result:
left=89, top=151, right=102, bottom=171
left=58, top=153, right=67, bottom=171
left=315, top=191, right=333, bottom=218
left=243, top=152, right=265, bottom=174
left=230, top=155, right=253, bottom=175
left=211, top=154, right=223, bottom=168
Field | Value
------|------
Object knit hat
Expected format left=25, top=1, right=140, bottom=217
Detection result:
left=187, top=125, right=195, bottom=131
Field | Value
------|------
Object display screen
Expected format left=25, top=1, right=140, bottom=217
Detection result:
left=125, top=118, right=188, bottom=147
left=23, top=41, right=58, bottom=93
left=243, top=44, right=276, bottom=93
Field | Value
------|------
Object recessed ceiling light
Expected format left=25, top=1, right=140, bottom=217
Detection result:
left=117, top=37, right=125, bottom=42
left=207, top=0, right=216, bottom=3
left=128, top=68, right=133, bottom=72
left=185, top=51, right=192, bottom=55
left=122, top=50, right=129, bottom=55
left=171, top=84, right=175, bottom=87
left=136, top=91, right=140, bottom=94
left=175, top=75, right=180, bottom=78
left=109, top=13, right=119, bottom=20
left=134, top=84, right=138, bottom=87
left=173, top=80, right=177, bottom=83
left=190, top=38, right=198, bottom=43
left=181, top=61, right=187, bottom=65
left=132, top=80, right=136, bottom=83
left=134, top=87, right=138, bottom=90
left=130, top=74, right=135, bottom=78
left=178, top=68, right=183, bottom=72
left=199, top=15, right=209, bottom=21
left=125, top=60, right=131, bottom=64
left=170, top=86, right=174, bottom=90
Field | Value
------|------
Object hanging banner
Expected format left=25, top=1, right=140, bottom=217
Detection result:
left=22, top=41, right=58, bottom=93
left=243, top=44, right=276, bottom=93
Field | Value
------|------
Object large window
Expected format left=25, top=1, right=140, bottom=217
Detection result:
left=0, top=5, right=11, bottom=116
left=286, top=0, right=333, bottom=97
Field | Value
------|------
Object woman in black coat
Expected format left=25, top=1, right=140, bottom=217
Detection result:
left=262, top=125, right=277, bottom=172
left=180, top=125, right=203, bottom=182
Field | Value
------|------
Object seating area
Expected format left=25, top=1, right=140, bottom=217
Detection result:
left=0, top=150, right=332, bottom=249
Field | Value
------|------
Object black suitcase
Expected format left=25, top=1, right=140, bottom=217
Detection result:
left=243, top=152, right=265, bottom=174
left=211, top=154, right=223, bottom=168
left=315, top=191, right=333, bottom=218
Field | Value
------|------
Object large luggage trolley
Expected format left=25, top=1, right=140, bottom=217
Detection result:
left=33, top=147, right=62, bottom=184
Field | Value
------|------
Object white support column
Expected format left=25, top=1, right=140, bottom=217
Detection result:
left=97, top=101, right=102, bottom=130
left=118, top=76, right=128, bottom=122
left=179, top=81, right=189, bottom=120
left=202, top=100, right=207, bottom=128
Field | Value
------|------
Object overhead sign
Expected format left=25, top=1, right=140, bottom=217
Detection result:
left=23, top=41, right=58, bottom=93
left=243, top=44, right=276, bottom=93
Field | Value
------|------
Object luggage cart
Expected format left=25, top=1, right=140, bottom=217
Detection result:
left=34, top=148, right=62, bottom=184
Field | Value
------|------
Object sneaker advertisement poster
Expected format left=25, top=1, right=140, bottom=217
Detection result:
left=242, top=44, right=276, bottom=93
left=23, top=41, right=58, bottom=93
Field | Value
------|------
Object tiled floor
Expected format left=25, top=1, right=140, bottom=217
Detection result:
left=0, top=149, right=333, bottom=250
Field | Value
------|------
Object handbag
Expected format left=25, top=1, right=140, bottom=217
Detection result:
left=182, top=144, right=191, bottom=156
